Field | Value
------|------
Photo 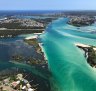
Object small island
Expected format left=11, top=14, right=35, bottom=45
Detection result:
left=75, top=43, right=96, bottom=67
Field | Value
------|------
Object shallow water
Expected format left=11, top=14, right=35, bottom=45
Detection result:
left=40, top=18, right=96, bottom=91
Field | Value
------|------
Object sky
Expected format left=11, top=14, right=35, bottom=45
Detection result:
left=0, top=0, right=96, bottom=10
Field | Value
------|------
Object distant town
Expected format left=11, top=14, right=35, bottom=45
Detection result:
left=0, top=16, right=56, bottom=38
left=68, top=16, right=95, bottom=27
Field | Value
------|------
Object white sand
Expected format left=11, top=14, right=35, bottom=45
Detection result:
left=25, top=35, right=38, bottom=40
left=75, top=43, right=90, bottom=47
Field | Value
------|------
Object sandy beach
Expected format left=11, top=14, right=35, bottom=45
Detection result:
left=75, top=43, right=90, bottom=47
left=75, top=43, right=96, bottom=51
left=25, top=35, right=38, bottom=40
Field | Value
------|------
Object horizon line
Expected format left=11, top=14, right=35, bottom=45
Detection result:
left=0, top=10, right=96, bottom=11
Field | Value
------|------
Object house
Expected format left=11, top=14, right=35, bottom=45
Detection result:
left=11, top=81, right=20, bottom=88
left=28, top=88, right=35, bottom=91
left=26, top=83, right=31, bottom=88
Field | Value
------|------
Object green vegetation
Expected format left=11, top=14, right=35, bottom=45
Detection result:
left=11, top=55, right=25, bottom=62
left=68, top=16, right=95, bottom=27
left=0, top=22, right=44, bottom=29
left=24, top=39, right=42, bottom=54
left=69, top=20, right=94, bottom=27
left=10, top=75, right=17, bottom=82
left=87, top=47, right=96, bottom=67
left=11, top=39, right=46, bottom=66
left=0, top=29, right=44, bottom=38
left=24, top=39, right=39, bottom=47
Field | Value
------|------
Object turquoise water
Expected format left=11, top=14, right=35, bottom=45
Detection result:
left=41, top=18, right=96, bottom=91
